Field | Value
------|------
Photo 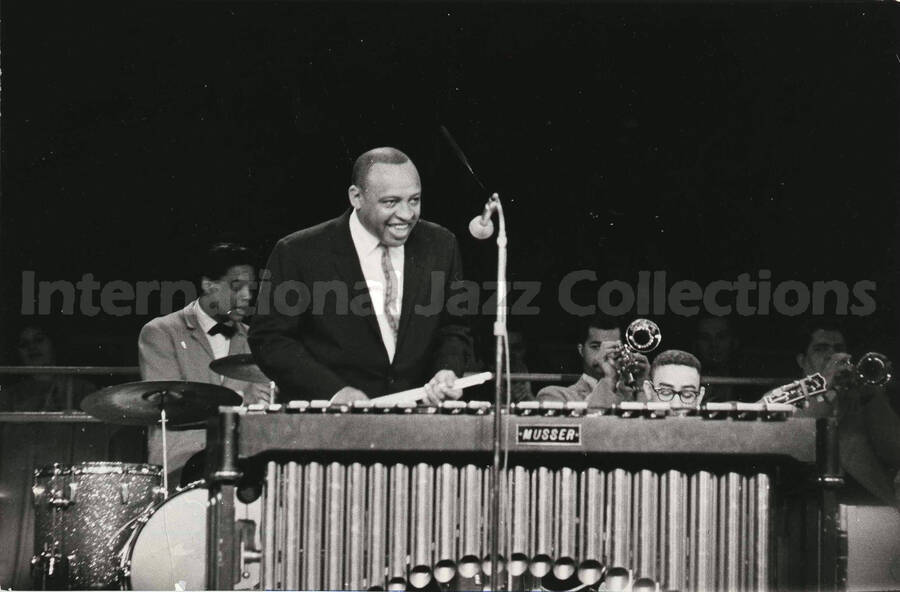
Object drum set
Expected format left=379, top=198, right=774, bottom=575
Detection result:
left=30, top=355, right=269, bottom=590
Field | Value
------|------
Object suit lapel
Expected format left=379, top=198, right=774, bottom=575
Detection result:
left=181, top=305, right=218, bottom=383
left=396, top=231, right=428, bottom=356
left=332, top=212, right=386, bottom=350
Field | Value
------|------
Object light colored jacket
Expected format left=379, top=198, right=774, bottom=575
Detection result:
left=138, top=302, right=267, bottom=473
left=537, top=374, right=644, bottom=407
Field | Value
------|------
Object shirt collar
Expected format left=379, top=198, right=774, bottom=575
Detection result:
left=349, top=209, right=383, bottom=257
left=580, top=373, right=599, bottom=390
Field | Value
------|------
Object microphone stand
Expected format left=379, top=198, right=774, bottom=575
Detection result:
left=441, top=124, right=507, bottom=588
left=487, top=193, right=507, bottom=591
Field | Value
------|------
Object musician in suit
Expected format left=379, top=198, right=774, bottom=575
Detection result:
left=138, top=242, right=267, bottom=485
left=537, top=313, right=650, bottom=407
left=249, top=147, right=472, bottom=405
left=792, top=322, right=900, bottom=507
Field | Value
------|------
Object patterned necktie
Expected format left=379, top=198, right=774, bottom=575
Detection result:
left=380, top=244, right=399, bottom=338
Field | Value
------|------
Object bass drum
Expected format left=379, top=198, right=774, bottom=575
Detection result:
left=32, top=462, right=162, bottom=589
left=122, top=482, right=259, bottom=590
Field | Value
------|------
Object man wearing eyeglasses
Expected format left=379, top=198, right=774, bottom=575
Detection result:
left=640, top=349, right=703, bottom=405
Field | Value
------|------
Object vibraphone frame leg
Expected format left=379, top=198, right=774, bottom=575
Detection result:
left=207, top=409, right=241, bottom=590
left=816, top=417, right=843, bottom=592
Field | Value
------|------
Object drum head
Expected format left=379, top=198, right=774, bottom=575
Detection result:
left=128, top=486, right=207, bottom=590
left=34, top=463, right=72, bottom=477
left=73, top=461, right=161, bottom=475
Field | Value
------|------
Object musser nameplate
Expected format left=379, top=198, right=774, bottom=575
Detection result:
left=516, top=425, right=581, bottom=445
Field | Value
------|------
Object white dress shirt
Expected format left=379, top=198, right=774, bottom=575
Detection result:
left=192, top=300, right=232, bottom=361
left=349, top=209, right=404, bottom=362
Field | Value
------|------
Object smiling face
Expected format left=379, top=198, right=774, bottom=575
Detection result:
left=349, top=160, right=421, bottom=247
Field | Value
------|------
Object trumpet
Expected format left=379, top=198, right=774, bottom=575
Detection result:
left=833, top=352, right=893, bottom=389
left=615, top=319, right=662, bottom=388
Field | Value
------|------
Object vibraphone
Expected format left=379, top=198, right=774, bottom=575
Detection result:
left=205, top=401, right=841, bottom=591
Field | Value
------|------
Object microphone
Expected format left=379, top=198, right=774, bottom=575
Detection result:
left=440, top=126, right=499, bottom=240
left=469, top=195, right=498, bottom=240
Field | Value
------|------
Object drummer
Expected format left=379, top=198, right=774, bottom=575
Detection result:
left=138, top=242, right=268, bottom=487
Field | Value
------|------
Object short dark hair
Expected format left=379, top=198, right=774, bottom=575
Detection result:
left=795, top=319, right=846, bottom=354
left=14, top=322, right=54, bottom=351
left=580, top=313, right=624, bottom=344
left=695, top=313, right=736, bottom=333
left=198, top=242, right=254, bottom=283
left=10, top=322, right=59, bottom=365
left=351, top=147, right=411, bottom=189
left=651, top=349, right=702, bottom=374
left=16, top=322, right=53, bottom=343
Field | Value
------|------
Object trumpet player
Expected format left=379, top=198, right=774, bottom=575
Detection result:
left=793, top=321, right=900, bottom=507
left=537, top=313, right=651, bottom=407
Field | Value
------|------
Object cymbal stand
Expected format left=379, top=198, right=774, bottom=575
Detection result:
left=32, top=486, right=71, bottom=589
left=156, top=390, right=170, bottom=497
left=31, top=541, right=68, bottom=590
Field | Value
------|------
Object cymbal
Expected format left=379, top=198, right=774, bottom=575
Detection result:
left=209, top=353, right=271, bottom=384
left=81, top=381, right=242, bottom=426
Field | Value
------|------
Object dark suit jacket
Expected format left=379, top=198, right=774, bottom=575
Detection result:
left=249, top=211, right=472, bottom=400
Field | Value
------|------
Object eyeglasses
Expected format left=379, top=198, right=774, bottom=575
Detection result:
left=648, top=384, right=703, bottom=403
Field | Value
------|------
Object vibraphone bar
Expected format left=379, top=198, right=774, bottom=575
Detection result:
left=205, top=401, right=840, bottom=591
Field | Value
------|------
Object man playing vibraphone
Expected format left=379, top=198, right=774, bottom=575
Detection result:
left=249, top=147, right=472, bottom=405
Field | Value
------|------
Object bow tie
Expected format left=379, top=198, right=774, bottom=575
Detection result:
left=208, top=322, right=237, bottom=339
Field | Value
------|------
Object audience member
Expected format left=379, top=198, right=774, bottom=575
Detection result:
left=0, top=325, right=96, bottom=411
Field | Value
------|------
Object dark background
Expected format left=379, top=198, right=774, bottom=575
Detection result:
left=1, top=2, right=898, bottom=376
